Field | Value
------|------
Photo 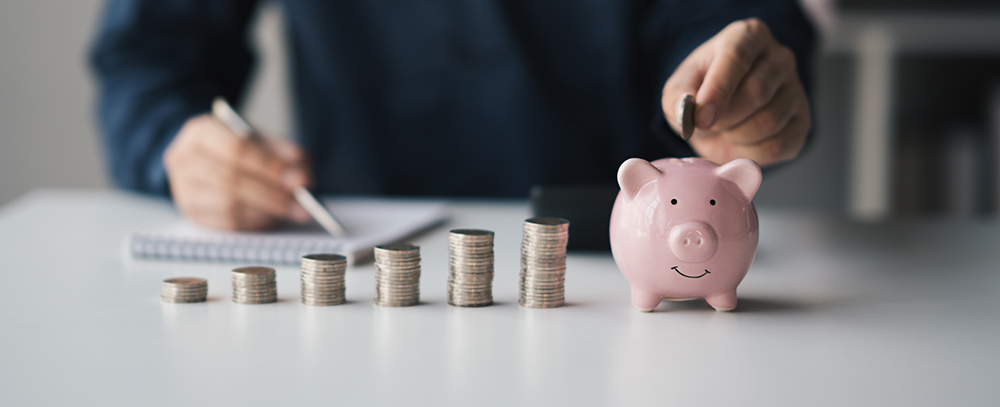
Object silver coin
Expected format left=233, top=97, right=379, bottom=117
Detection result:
left=301, top=292, right=344, bottom=298
left=232, top=288, right=277, bottom=294
left=233, top=292, right=277, bottom=298
left=161, top=296, right=206, bottom=303
left=233, top=294, right=277, bottom=298
left=301, top=285, right=344, bottom=291
left=301, top=294, right=344, bottom=300
left=301, top=275, right=346, bottom=282
left=232, top=266, right=275, bottom=275
left=302, top=281, right=345, bottom=288
left=448, top=300, right=493, bottom=306
left=301, top=269, right=345, bottom=275
left=676, top=93, right=696, bottom=140
left=231, top=274, right=276, bottom=280
left=301, top=300, right=346, bottom=304
left=374, top=301, right=419, bottom=307
left=161, top=284, right=208, bottom=290
left=163, top=277, right=207, bottom=286
left=449, top=276, right=494, bottom=284
left=301, top=294, right=345, bottom=300
left=233, top=293, right=277, bottom=299
left=234, top=299, right=277, bottom=305
left=302, top=253, right=347, bottom=262
left=232, top=279, right=278, bottom=285
left=161, top=290, right=208, bottom=297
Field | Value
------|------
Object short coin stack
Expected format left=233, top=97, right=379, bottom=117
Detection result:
left=373, top=244, right=421, bottom=307
left=300, top=254, right=347, bottom=306
left=447, top=229, right=495, bottom=307
left=231, top=266, right=277, bottom=304
left=161, top=277, right=208, bottom=303
left=519, top=217, right=570, bottom=308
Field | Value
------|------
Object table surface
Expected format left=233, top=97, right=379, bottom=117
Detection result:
left=0, top=190, right=998, bottom=406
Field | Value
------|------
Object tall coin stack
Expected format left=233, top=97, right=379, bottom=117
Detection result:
left=519, top=217, right=570, bottom=308
left=447, top=229, right=495, bottom=307
left=161, top=277, right=208, bottom=303
left=231, top=266, right=277, bottom=304
left=300, top=254, right=347, bottom=306
left=373, top=244, right=421, bottom=307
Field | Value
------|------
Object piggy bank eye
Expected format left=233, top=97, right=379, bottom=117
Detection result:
left=670, top=199, right=677, bottom=205
left=710, top=199, right=716, bottom=206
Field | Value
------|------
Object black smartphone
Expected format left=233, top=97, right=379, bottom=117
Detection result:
left=529, top=184, right=620, bottom=252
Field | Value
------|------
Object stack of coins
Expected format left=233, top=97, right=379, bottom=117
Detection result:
left=231, top=266, right=277, bottom=304
left=447, top=229, right=495, bottom=307
left=373, top=244, right=421, bottom=307
left=161, top=277, right=208, bottom=303
left=519, top=217, right=570, bottom=308
left=300, top=253, right=347, bottom=306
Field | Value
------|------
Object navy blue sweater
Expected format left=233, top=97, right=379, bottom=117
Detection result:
left=90, top=0, right=814, bottom=197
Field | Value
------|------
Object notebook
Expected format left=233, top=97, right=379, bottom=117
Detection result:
left=129, top=198, right=448, bottom=265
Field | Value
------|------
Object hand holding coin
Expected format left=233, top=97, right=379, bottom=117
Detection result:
left=661, top=18, right=811, bottom=167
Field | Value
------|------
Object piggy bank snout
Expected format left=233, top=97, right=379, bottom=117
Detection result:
left=667, top=221, right=718, bottom=263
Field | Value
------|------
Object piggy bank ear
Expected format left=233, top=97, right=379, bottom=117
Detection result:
left=716, top=158, right=762, bottom=201
left=618, top=158, right=661, bottom=202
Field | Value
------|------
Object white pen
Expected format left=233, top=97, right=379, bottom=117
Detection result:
left=211, top=96, right=348, bottom=238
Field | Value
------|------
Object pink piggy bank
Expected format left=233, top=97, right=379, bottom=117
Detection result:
left=609, top=157, right=761, bottom=312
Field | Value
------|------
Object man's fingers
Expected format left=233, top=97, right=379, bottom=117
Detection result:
left=234, top=173, right=297, bottom=219
left=192, top=117, right=288, bottom=187
left=662, top=56, right=708, bottom=134
left=265, top=136, right=306, bottom=164
left=263, top=136, right=311, bottom=189
left=696, top=18, right=773, bottom=129
left=188, top=149, right=295, bottom=220
left=720, top=84, right=801, bottom=146
left=181, top=180, right=282, bottom=231
left=732, top=112, right=810, bottom=166
left=712, top=45, right=794, bottom=131
left=176, top=148, right=296, bottom=219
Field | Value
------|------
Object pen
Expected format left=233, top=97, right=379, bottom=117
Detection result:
left=211, top=96, right=349, bottom=238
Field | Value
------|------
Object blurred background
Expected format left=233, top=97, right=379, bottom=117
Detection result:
left=2, top=0, right=1000, bottom=219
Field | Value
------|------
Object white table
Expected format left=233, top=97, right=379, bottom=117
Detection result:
left=1, top=190, right=998, bottom=406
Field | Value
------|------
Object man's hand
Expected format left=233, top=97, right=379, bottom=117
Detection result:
left=163, top=114, right=312, bottom=231
left=662, top=18, right=811, bottom=167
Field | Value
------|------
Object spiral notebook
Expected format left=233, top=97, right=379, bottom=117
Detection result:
left=129, top=198, right=447, bottom=265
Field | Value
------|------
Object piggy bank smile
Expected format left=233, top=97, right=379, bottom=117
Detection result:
left=671, top=266, right=710, bottom=279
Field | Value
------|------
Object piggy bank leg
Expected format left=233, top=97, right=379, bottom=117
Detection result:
left=705, top=291, right=737, bottom=312
left=631, top=288, right=662, bottom=312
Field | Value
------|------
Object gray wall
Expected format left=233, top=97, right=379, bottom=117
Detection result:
left=0, top=1, right=845, bottom=212
left=0, top=1, right=290, bottom=206
left=0, top=0, right=107, bottom=205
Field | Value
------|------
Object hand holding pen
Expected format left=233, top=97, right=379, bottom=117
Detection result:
left=162, top=99, right=325, bottom=233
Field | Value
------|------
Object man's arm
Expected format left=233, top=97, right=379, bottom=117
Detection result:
left=642, top=0, right=817, bottom=166
left=90, top=0, right=311, bottom=230
left=90, top=0, right=259, bottom=195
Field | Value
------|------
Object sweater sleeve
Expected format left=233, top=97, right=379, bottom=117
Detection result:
left=640, top=0, right=817, bottom=156
left=89, top=0, right=260, bottom=196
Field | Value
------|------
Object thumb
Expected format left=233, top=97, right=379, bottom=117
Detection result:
left=263, top=136, right=312, bottom=189
left=662, top=56, right=707, bottom=135
left=264, top=136, right=306, bottom=164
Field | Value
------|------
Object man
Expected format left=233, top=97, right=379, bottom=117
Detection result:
left=91, top=0, right=815, bottom=231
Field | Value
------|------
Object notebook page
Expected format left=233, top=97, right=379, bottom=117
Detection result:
left=129, top=198, right=447, bottom=265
